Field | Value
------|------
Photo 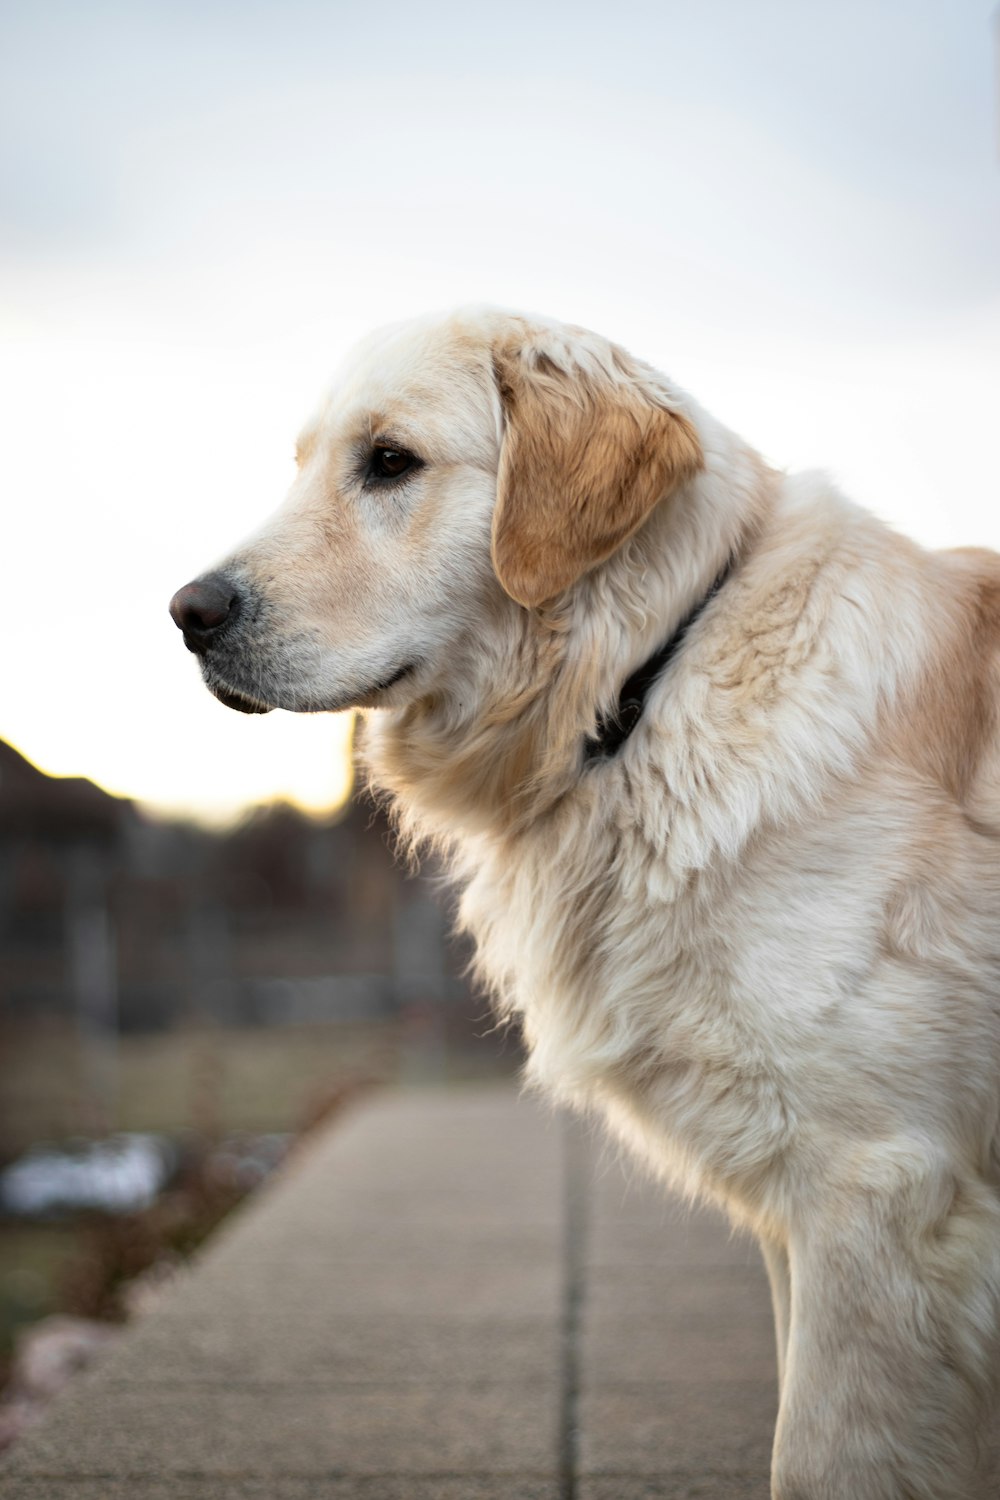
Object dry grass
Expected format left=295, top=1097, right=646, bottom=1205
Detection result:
left=0, top=1019, right=402, bottom=1157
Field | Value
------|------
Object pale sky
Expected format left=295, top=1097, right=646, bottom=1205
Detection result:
left=1, top=0, right=998, bottom=822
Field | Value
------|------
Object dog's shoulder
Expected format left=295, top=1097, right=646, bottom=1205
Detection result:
left=902, top=544, right=1000, bottom=831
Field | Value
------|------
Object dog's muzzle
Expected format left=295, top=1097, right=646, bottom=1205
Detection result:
left=168, top=573, right=273, bottom=714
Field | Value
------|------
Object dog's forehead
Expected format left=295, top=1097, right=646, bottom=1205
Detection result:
left=316, top=315, right=501, bottom=452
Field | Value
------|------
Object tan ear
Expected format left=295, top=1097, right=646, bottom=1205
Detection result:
left=491, top=339, right=702, bottom=607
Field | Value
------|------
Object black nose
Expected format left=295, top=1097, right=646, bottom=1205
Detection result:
left=169, top=573, right=241, bottom=654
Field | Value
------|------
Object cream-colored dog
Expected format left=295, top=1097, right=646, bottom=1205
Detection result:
left=170, top=308, right=1000, bottom=1498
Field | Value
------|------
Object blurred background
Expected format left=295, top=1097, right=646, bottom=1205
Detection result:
left=0, top=0, right=998, bottom=1446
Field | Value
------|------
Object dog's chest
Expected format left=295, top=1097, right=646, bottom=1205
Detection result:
left=459, top=795, right=883, bottom=1198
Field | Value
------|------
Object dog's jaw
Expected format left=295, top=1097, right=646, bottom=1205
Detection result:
left=209, top=681, right=273, bottom=715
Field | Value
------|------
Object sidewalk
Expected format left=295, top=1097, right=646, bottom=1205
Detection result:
left=0, top=1086, right=776, bottom=1499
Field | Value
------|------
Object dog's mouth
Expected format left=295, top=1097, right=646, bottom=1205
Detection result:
left=207, top=660, right=418, bottom=716
left=350, top=659, right=421, bottom=710
left=209, top=681, right=274, bottom=715
left=369, top=661, right=417, bottom=695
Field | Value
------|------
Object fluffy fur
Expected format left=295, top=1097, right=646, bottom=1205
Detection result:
left=173, top=307, right=1000, bottom=1498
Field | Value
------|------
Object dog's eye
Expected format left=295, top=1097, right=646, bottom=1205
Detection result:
left=369, top=446, right=420, bottom=482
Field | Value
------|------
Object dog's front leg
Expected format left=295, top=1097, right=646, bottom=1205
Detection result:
left=770, top=1172, right=1000, bottom=1500
left=759, top=1234, right=791, bottom=1392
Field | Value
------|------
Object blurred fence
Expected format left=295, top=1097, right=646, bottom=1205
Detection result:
left=0, top=736, right=520, bottom=1147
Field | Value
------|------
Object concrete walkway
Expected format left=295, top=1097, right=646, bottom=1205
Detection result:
left=0, top=1086, right=776, bottom=1499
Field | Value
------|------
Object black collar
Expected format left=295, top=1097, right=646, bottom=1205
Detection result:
left=583, top=558, right=734, bottom=763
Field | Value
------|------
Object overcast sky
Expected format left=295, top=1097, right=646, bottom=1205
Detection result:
left=1, top=0, right=998, bottom=820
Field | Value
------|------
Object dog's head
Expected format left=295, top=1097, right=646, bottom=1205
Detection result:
left=169, top=309, right=703, bottom=715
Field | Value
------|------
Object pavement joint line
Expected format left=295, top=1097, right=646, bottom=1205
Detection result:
left=558, top=1117, right=589, bottom=1500
left=94, top=1378, right=557, bottom=1391
left=3, top=1470, right=562, bottom=1482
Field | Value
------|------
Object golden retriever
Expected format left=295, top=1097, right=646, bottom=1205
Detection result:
left=170, top=308, right=1000, bottom=1498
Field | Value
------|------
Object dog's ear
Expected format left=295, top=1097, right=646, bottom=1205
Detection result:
left=491, top=335, right=702, bottom=608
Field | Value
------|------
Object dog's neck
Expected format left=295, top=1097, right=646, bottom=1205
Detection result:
left=582, top=553, right=737, bottom=763
left=361, top=421, right=771, bottom=852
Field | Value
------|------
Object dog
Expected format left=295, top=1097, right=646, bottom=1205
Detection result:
left=170, top=307, right=1000, bottom=1498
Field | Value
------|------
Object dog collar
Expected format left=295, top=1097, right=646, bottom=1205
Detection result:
left=583, top=559, right=734, bottom=763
